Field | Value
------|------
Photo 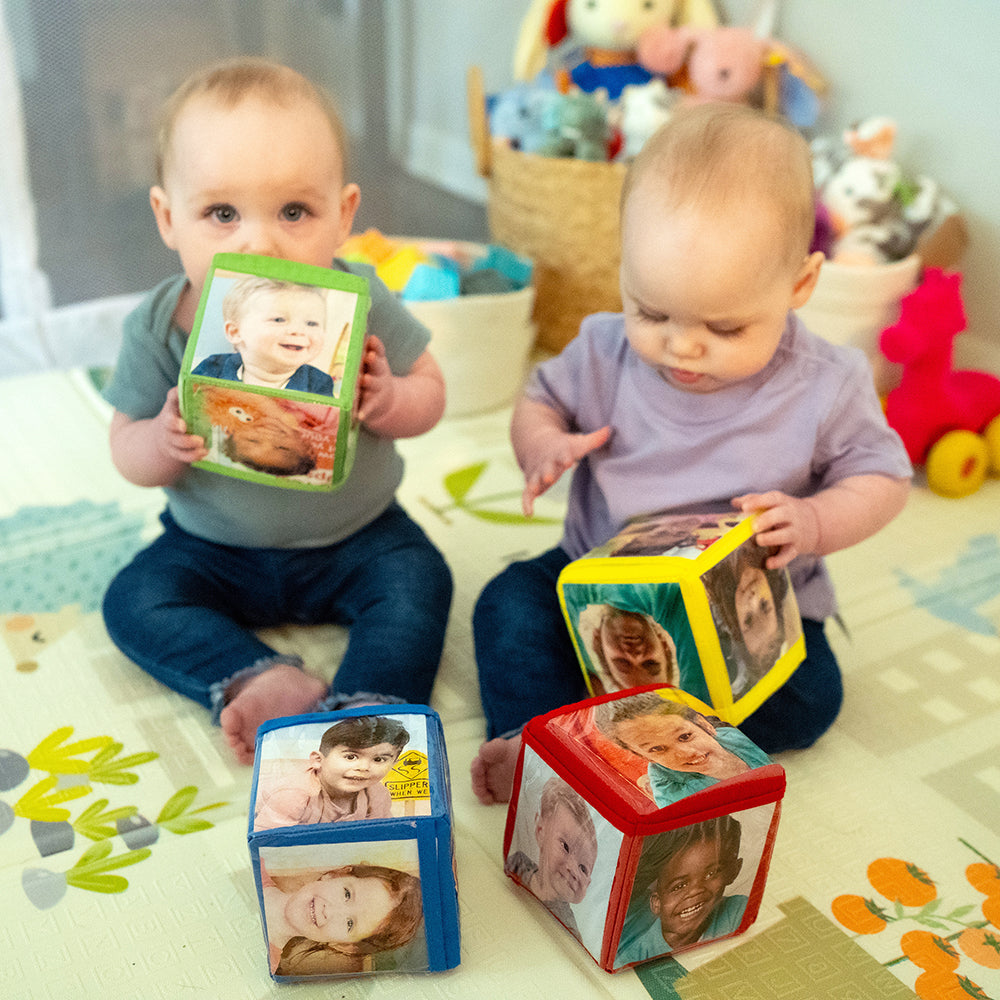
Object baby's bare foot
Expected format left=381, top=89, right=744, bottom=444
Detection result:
left=470, top=734, right=522, bottom=805
left=219, top=663, right=326, bottom=764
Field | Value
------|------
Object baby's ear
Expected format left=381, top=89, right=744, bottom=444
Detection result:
left=726, top=857, right=744, bottom=885
left=533, top=811, right=547, bottom=844
left=223, top=320, right=242, bottom=347
left=149, top=186, right=177, bottom=251
left=335, top=183, right=361, bottom=247
left=308, top=749, right=324, bottom=767
left=790, top=251, right=824, bottom=309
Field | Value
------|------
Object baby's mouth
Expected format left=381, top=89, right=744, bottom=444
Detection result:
left=676, top=899, right=707, bottom=921
left=667, top=367, right=703, bottom=385
left=281, top=342, right=305, bottom=352
left=683, top=752, right=710, bottom=769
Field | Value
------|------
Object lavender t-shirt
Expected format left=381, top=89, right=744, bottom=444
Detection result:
left=525, top=311, right=911, bottom=619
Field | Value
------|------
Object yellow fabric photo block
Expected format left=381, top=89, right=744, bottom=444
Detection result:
left=556, top=511, right=805, bottom=725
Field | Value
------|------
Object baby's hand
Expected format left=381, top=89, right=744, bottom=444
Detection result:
left=732, top=490, right=821, bottom=569
left=522, top=425, right=611, bottom=517
left=156, top=387, right=206, bottom=464
left=357, top=335, right=395, bottom=425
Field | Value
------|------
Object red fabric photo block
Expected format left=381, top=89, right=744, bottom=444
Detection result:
left=503, top=685, right=784, bottom=972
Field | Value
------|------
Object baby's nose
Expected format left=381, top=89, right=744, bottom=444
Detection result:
left=240, top=224, right=281, bottom=257
left=668, top=328, right=704, bottom=357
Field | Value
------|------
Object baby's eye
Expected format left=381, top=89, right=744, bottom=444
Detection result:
left=281, top=202, right=310, bottom=222
left=228, top=406, right=253, bottom=423
left=208, top=203, right=238, bottom=224
left=638, top=307, right=668, bottom=324
left=708, top=325, right=744, bottom=338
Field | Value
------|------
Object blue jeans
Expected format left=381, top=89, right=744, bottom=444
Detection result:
left=473, top=546, right=842, bottom=754
left=103, top=503, right=452, bottom=714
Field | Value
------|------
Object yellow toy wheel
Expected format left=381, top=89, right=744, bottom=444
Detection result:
left=925, top=430, right=989, bottom=498
left=984, top=414, right=1000, bottom=474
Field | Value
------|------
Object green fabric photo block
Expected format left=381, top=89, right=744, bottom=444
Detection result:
left=179, top=253, right=369, bottom=492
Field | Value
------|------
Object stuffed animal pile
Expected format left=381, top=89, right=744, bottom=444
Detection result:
left=488, top=0, right=823, bottom=163
left=812, top=117, right=961, bottom=265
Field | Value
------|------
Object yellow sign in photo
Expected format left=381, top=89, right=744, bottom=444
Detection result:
left=386, top=749, right=431, bottom=801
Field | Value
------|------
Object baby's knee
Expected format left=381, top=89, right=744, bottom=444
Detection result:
left=101, top=564, right=143, bottom=637
left=404, top=542, right=453, bottom=609
left=102, top=553, right=194, bottom=638
left=474, top=561, right=533, bottom=621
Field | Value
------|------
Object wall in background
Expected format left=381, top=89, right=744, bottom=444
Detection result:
left=385, top=4, right=522, bottom=204
left=398, top=0, right=1000, bottom=368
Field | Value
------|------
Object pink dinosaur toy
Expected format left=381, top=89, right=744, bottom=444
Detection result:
left=880, top=268, right=1000, bottom=496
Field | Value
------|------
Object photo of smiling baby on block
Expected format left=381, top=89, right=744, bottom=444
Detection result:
left=179, top=252, right=369, bottom=490
left=504, top=686, right=784, bottom=972
left=558, top=510, right=805, bottom=725
left=253, top=714, right=414, bottom=830
left=249, top=707, right=460, bottom=980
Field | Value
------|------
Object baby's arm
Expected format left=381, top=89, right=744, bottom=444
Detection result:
left=733, top=473, right=910, bottom=569
left=108, top=386, right=207, bottom=487
left=357, top=336, right=445, bottom=438
left=512, top=395, right=611, bottom=517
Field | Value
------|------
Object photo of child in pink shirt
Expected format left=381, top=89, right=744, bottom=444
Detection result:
left=254, top=715, right=410, bottom=829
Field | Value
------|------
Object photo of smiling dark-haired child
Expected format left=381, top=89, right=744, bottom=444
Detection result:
left=615, top=815, right=746, bottom=965
left=254, top=715, right=413, bottom=830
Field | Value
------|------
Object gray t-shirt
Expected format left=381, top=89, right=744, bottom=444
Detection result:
left=524, top=311, right=912, bottom=619
left=104, top=261, right=430, bottom=548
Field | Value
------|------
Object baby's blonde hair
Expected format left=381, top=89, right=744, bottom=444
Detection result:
left=155, top=57, right=350, bottom=186
left=221, top=275, right=326, bottom=326
left=622, top=103, right=816, bottom=267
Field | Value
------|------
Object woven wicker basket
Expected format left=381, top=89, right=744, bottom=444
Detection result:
left=468, top=67, right=626, bottom=353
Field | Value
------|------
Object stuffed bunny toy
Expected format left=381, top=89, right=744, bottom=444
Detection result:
left=513, top=0, right=718, bottom=98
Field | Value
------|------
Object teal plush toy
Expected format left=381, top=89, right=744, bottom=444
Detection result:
left=537, top=90, right=609, bottom=160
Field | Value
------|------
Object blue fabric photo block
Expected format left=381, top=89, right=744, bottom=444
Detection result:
left=248, top=705, right=460, bottom=980
left=505, top=685, right=784, bottom=972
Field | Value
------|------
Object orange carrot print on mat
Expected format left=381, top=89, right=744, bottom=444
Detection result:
left=830, top=843, right=999, bottom=999
left=868, top=857, right=937, bottom=907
